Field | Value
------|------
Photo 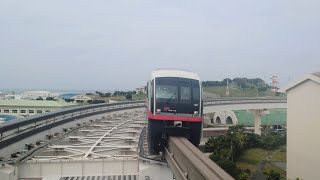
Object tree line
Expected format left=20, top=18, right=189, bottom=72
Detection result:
left=202, top=78, right=269, bottom=90
left=86, top=91, right=137, bottom=98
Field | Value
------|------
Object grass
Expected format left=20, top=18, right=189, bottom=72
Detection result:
left=270, top=146, right=287, bottom=161
left=88, top=95, right=127, bottom=101
left=271, top=150, right=286, bottom=161
left=108, top=96, right=126, bottom=101
left=236, top=148, right=268, bottom=172
left=236, top=147, right=286, bottom=178
left=203, top=86, right=230, bottom=97
left=236, top=162, right=258, bottom=173
left=133, top=92, right=146, bottom=100
left=264, top=162, right=286, bottom=179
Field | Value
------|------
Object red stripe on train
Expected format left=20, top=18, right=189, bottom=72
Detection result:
left=147, top=111, right=203, bottom=122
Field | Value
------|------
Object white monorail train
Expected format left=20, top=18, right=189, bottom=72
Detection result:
left=146, top=69, right=203, bottom=155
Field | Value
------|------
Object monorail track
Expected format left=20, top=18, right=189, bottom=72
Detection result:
left=164, top=137, right=234, bottom=180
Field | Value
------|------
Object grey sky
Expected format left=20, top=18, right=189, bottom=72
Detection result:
left=1, top=0, right=319, bottom=90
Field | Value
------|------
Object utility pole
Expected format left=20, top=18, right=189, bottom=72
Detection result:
left=226, top=79, right=230, bottom=97
left=230, top=131, right=233, bottom=162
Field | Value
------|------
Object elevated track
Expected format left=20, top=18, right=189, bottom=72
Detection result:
left=0, top=98, right=286, bottom=179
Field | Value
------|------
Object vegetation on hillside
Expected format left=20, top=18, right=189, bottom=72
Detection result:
left=202, top=77, right=285, bottom=97
left=84, top=90, right=145, bottom=103
left=133, top=92, right=146, bottom=100
left=203, top=78, right=268, bottom=89
left=90, top=91, right=137, bottom=98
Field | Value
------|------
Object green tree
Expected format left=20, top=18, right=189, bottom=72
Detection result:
left=261, top=125, right=270, bottom=137
left=226, top=125, right=248, bottom=160
left=46, top=97, right=55, bottom=101
left=238, top=171, right=250, bottom=180
left=65, top=99, right=74, bottom=103
left=125, top=94, right=132, bottom=100
left=264, top=170, right=280, bottom=180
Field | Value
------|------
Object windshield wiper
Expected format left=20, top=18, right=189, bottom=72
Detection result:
left=166, top=93, right=176, bottom=105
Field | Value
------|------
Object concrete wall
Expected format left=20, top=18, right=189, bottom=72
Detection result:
left=0, top=107, right=59, bottom=117
left=139, top=161, right=173, bottom=180
left=0, top=164, right=18, bottom=180
left=287, top=80, right=320, bottom=180
left=18, top=159, right=138, bottom=178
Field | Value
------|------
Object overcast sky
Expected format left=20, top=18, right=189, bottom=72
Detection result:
left=0, top=0, right=319, bottom=91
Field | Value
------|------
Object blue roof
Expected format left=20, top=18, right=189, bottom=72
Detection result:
left=58, top=93, right=80, bottom=99
left=0, top=115, right=17, bottom=121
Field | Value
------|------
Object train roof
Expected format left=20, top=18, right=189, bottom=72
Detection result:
left=151, top=69, right=200, bottom=80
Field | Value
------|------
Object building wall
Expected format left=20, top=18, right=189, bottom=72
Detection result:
left=21, top=91, right=51, bottom=99
left=287, top=80, right=320, bottom=179
left=72, top=95, right=91, bottom=101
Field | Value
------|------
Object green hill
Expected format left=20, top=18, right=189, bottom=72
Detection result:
left=202, top=77, right=280, bottom=97
left=203, top=86, right=272, bottom=97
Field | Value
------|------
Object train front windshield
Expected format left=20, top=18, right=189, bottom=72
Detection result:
left=154, top=77, right=201, bottom=116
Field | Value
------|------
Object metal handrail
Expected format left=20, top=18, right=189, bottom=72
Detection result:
left=204, top=98, right=286, bottom=106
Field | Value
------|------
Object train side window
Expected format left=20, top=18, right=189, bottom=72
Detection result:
left=192, top=80, right=200, bottom=104
left=179, top=82, right=191, bottom=103
left=151, top=80, right=154, bottom=113
left=146, top=82, right=149, bottom=97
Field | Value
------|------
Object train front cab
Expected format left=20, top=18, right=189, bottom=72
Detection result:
left=147, top=77, right=203, bottom=155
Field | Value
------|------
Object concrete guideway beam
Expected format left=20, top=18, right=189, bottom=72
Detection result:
left=204, top=102, right=286, bottom=113
left=165, top=137, right=234, bottom=180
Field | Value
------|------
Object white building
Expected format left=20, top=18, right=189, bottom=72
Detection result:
left=4, top=94, right=21, bottom=100
left=284, top=72, right=320, bottom=180
left=0, top=100, right=77, bottom=118
left=0, top=92, right=5, bottom=100
left=136, top=86, right=146, bottom=94
left=21, top=91, right=57, bottom=100
left=71, top=95, right=92, bottom=101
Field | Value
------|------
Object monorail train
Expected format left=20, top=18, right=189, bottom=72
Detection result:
left=146, top=69, right=203, bottom=155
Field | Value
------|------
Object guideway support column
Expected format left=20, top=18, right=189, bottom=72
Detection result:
left=248, top=109, right=270, bottom=135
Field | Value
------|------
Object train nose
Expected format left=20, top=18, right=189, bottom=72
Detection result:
left=174, top=121, right=182, bottom=127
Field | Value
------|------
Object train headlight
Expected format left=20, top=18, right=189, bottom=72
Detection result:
left=156, top=109, right=161, bottom=113
left=194, top=111, right=199, bottom=114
